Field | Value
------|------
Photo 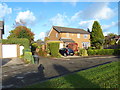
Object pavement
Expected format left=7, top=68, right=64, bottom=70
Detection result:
left=1, top=55, right=120, bottom=89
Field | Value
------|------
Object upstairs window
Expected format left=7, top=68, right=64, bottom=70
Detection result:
left=84, top=34, right=88, bottom=39
left=56, top=33, right=58, bottom=38
left=66, top=33, right=69, bottom=37
left=77, top=34, right=80, bottom=38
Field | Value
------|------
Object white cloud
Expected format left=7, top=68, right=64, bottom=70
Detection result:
left=3, top=25, right=12, bottom=39
left=102, top=22, right=118, bottom=31
left=103, top=32, right=118, bottom=36
left=35, top=32, right=45, bottom=41
left=79, top=20, right=97, bottom=31
left=71, top=2, right=115, bottom=21
left=49, top=13, right=70, bottom=26
left=0, top=3, right=12, bottom=18
left=15, top=10, right=36, bottom=26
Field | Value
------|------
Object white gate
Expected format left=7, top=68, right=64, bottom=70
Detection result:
left=2, top=44, right=18, bottom=58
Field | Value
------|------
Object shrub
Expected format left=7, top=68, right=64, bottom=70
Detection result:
left=87, top=49, right=120, bottom=56
left=24, top=51, right=34, bottom=64
left=2, top=38, right=29, bottom=49
left=47, top=42, right=61, bottom=58
left=88, top=47, right=96, bottom=50
left=79, top=49, right=88, bottom=56
left=38, top=48, right=47, bottom=57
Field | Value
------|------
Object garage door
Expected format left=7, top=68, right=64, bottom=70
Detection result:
left=2, top=44, right=17, bottom=58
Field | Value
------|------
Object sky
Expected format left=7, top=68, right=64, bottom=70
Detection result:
left=0, top=2, right=118, bottom=41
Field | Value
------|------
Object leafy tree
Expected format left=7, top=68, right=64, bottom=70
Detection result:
left=7, top=26, right=34, bottom=42
left=107, top=33, right=117, bottom=37
left=91, top=21, right=105, bottom=49
left=104, top=33, right=118, bottom=45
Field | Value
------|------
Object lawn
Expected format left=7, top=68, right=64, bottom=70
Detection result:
left=26, top=61, right=119, bottom=88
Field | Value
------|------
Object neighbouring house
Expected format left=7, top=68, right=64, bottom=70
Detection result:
left=47, top=26, right=90, bottom=49
left=0, top=21, right=4, bottom=58
left=0, top=21, right=4, bottom=39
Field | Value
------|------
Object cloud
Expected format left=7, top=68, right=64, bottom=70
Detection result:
left=79, top=20, right=97, bottom=30
left=103, top=32, right=118, bottom=36
left=0, top=3, right=12, bottom=18
left=35, top=32, right=45, bottom=41
left=71, top=2, right=115, bottom=21
left=15, top=10, right=36, bottom=26
left=49, top=13, right=70, bottom=26
left=102, top=21, right=118, bottom=31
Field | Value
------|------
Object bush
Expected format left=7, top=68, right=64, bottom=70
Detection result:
left=47, top=42, right=61, bottom=58
left=79, top=49, right=88, bottom=56
left=38, top=48, right=47, bottom=57
left=88, top=47, right=96, bottom=50
left=2, top=38, right=30, bottom=49
left=24, top=51, right=34, bottom=64
left=87, top=49, right=120, bottom=56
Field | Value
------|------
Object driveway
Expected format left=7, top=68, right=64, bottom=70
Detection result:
left=0, top=58, right=12, bottom=67
left=2, top=55, right=119, bottom=88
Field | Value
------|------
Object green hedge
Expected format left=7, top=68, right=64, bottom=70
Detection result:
left=79, top=49, right=88, bottom=56
left=47, top=42, right=61, bottom=57
left=23, top=49, right=34, bottom=64
left=2, top=38, right=30, bottom=49
left=87, top=49, right=120, bottom=56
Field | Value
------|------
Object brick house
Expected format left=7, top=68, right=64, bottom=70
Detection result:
left=47, top=26, right=90, bottom=49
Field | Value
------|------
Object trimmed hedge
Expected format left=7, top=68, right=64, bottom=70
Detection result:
left=2, top=38, right=30, bottom=49
left=47, top=42, right=61, bottom=57
left=24, top=52, right=34, bottom=64
left=87, top=49, right=120, bottom=56
left=79, top=49, right=88, bottom=56
left=23, top=49, right=34, bottom=64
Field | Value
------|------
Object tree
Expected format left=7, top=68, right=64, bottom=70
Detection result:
left=87, top=28, right=91, bottom=33
left=91, top=21, right=105, bottom=49
left=7, top=26, right=34, bottom=42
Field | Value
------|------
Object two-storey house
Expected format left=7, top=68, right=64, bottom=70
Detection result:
left=48, top=26, right=90, bottom=49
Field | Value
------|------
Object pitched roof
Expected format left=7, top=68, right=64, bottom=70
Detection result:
left=0, top=21, right=4, bottom=34
left=53, top=26, right=90, bottom=34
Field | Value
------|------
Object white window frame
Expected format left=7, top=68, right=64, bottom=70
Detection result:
left=84, top=34, right=88, bottom=39
left=77, top=34, right=80, bottom=38
left=56, top=33, right=58, bottom=38
left=66, top=33, right=69, bottom=37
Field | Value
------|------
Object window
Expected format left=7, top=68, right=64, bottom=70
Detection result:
left=82, top=42, right=89, bottom=49
left=56, top=33, right=58, bottom=38
left=77, top=34, right=80, bottom=38
left=84, top=34, right=88, bottom=39
left=66, top=33, right=69, bottom=37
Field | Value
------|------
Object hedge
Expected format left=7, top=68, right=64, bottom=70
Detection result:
left=2, top=38, right=30, bottom=49
left=47, top=42, right=61, bottom=57
left=24, top=50, right=34, bottom=64
left=79, top=49, right=88, bottom=56
left=87, top=49, right=120, bottom=56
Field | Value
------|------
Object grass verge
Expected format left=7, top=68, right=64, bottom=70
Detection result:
left=26, top=61, right=119, bottom=88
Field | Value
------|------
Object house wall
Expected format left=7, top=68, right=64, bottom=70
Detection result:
left=60, top=33, right=90, bottom=48
left=49, top=28, right=61, bottom=40
left=49, top=28, right=90, bottom=48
